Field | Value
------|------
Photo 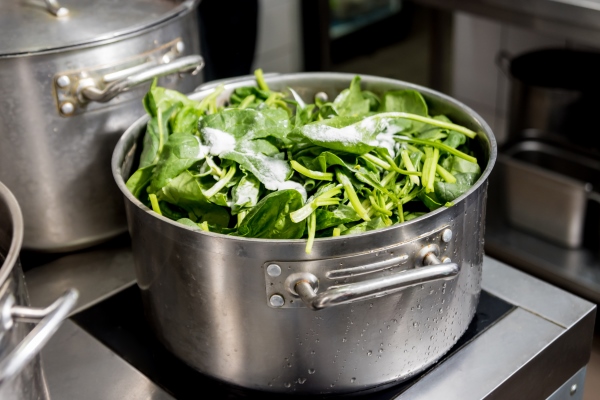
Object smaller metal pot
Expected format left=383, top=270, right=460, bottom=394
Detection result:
left=0, top=181, right=78, bottom=399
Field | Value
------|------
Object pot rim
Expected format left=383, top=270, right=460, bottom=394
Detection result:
left=0, top=181, right=24, bottom=286
left=111, top=72, right=497, bottom=244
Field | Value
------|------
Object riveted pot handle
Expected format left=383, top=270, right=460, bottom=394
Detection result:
left=292, top=248, right=459, bottom=311
left=0, top=289, right=78, bottom=383
left=80, top=55, right=204, bottom=104
left=44, top=0, right=69, bottom=17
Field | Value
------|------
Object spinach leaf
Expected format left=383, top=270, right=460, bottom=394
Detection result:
left=332, top=76, right=370, bottom=117
left=237, top=190, right=305, bottom=238
left=231, top=172, right=262, bottom=214
left=418, top=190, right=443, bottom=211
left=159, top=171, right=230, bottom=228
left=149, top=134, right=204, bottom=193
left=176, top=218, right=202, bottom=229
left=290, top=115, right=389, bottom=155
left=315, top=204, right=361, bottom=231
left=379, top=90, right=428, bottom=116
left=341, top=217, right=386, bottom=235
left=126, top=165, right=154, bottom=198
left=139, top=105, right=178, bottom=168
left=434, top=173, right=479, bottom=203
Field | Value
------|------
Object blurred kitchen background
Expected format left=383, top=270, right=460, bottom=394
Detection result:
left=214, top=0, right=600, bottom=398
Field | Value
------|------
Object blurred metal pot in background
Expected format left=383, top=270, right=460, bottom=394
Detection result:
left=0, top=0, right=203, bottom=252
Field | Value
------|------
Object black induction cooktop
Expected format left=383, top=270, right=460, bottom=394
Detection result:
left=70, top=284, right=513, bottom=400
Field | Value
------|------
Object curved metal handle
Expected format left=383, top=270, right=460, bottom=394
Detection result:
left=0, top=289, right=79, bottom=383
left=293, top=250, right=459, bottom=311
left=81, top=55, right=204, bottom=103
left=44, top=0, right=69, bottom=17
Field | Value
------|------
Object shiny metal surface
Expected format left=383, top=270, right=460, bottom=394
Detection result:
left=112, top=73, right=497, bottom=394
left=24, top=237, right=136, bottom=316
left=401, top=257, right=596, bottom=400
left=0, top=0, right=198, bottom=57
left=485, top=160, right=600, bottom=304
left=0, top=182, right=75, bottom=399
left=547, top=367, right=586, bottom=400
left=499, top=140, right=600, bottom=248
left=0, top=289, right=78, bottom=385
left=36, top=256, right=596, bottom=399
left=0, top=6, right=202, bottom=251
left=42, top=320, right=174, bottom=400
left=413, top=0, right=600, bottom=46
left=43, top=0, right=69, bottom=18
left=80, top=55, right=204, bottom=104
left=265, top=228, right=458, bottom=310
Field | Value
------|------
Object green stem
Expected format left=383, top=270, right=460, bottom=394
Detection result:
left=255, top=68, right=270, bottom=91
left=149, top=194, right=162, bottom=216
left=239, top=95, right=256, bottom=109
left=400, top=150, right=420, bottom=186
left=332, top=227, right=341, bottom=237
left=396, top=137, right=478, bottom=164
left=291, top=160, right=333, bottom=181
left=336, top=169, right=370, bottom=221
left=369, top=195, right=392, bottom=216
left=203, top=164, right=236, bottom=198
left=305, top=212, right=316, bottom=254
left=398, top=202, right=404, bottom=223
left=361, top=153, right=390, bottom=170
left=436, top=164, right=457, bottom=183
left=376, top=112, right=477, bottom=138
left=426, top=148, right=440, bottom=193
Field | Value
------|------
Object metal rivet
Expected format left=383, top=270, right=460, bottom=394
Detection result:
left=270, top=294, right=285, bottom=307
left=570, top=384, right=577, bottom=395
left=56, top=75, right=70, bottom=88
left=442, top=229, right=453, bottom=243
left=442, top=257, right=452, bottom=264
left=60, top=102, right=74, bottom=116
left=267, top=264, right=281, bottom=277
left=175, top=41, right=185, bottom=54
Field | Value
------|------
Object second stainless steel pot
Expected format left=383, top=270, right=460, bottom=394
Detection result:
left=0, top=0, right=203, bottom=252
left=0, top=180, right=78, bottom=399
left=112, top=73, right=497, bottom=394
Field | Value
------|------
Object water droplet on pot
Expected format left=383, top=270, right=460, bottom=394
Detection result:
left=298, top=378, right=306, bottom=384
left=367, top=350, right=373, bottom=356
left=284, top=383, right=291, bottom=388
left=351, top=377, right=356, bottom=383
left=308, top=368, right=316, bottom=374
left=413, top=322, right=419, bottom=327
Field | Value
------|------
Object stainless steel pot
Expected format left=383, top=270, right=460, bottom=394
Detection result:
left=112, top=73, right=497, bottom=395
left=0, top=0, right=204, bottom=252
left=0, top=180, right=78, bottom=399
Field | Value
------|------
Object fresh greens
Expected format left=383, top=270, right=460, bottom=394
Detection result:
left=126, top=71, right=482, bottom=253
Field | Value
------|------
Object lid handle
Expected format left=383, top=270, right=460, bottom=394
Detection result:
left=44, top=0, right=69, bottom=17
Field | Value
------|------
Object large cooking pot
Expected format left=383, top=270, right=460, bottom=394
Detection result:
left=0, top=0, right=204, bottom=252
left=0, top=180, right=78, bottom=399
left=112, top=73, right=497, bottom=394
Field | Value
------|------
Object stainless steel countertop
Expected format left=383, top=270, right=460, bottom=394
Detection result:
left=414, top=0, right=600, bottom=46
left=30, top=252, right=596, bottom=399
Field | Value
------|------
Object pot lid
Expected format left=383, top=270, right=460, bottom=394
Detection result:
left=0, top=0, right=197, bottom=57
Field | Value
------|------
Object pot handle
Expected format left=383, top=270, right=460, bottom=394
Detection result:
left=292, top=246, right=459, bottom=311
left=80, top=55, right=204, bottom=104
left=44, top=0, right=69, bottom=17
left=0, top=289, right=78, bottom=383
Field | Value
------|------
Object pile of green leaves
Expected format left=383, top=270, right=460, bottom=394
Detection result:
left=126, top=70, right=481, bottom=253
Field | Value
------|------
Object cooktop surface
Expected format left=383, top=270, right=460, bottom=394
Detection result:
left=69, top=286, right=513, bottom=399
